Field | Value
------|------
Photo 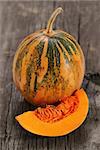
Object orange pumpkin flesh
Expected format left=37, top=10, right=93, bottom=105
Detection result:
left=16, top=89, right=89, bottom=137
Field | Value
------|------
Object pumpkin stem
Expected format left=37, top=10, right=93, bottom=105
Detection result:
left=45, top=7, right=63, bottom=34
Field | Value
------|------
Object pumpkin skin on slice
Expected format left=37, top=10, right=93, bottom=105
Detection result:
left=15, top=89, right=89, bottom=137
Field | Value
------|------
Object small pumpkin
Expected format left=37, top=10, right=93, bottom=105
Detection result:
left=13, top=7, right=89, bottom=137
left=13, top=7, right=85, bottom=105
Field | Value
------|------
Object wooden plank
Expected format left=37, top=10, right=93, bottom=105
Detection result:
left=0, top=1, right=100, bottom=150
left=79, top=1, right=100, bottom=73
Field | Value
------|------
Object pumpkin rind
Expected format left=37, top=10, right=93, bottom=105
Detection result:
left=13, top=31, right=85, bottom=105
left=15, top=89, right=89, bottom=137
left=13, top=7, right=85, bottom=105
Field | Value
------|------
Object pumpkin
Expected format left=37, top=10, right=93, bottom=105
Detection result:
left=13, top=7, right=89, bottom=137
left=16, top=89, right=89, bottom=137
left=13, top=7, right=85, bottom=106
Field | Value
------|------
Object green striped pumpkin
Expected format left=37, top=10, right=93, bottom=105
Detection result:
left=13, top=7, right=85, bottom=105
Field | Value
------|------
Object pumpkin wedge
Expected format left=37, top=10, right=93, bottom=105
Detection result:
left=16, top=89, right=89, bottom=137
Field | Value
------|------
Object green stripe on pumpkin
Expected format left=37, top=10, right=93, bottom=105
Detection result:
left=41, top=39, right=60, bottom=86
left=55, top=32, right=79, bottom=54
left=20, top=36, right=45, bottom=95
left=34, top=74, right=38, bottom=93
left=57, top=41, right=69, bottom=63
left=46, top=39, right=54, bottom=73
left=26, top=41, right=45, bottom=94
left=45, top=39, right=55, bottom=86
left=16, top=36, right=43, bottom=83
left=52, top=40, right=60, bottom=68
left=54, top=36, right=73, bottom=56
left=67, top=37, right=81, bottom=55
left=15, top=33, right=43, bottom=72
left=16, top=47, right=28, bottom=70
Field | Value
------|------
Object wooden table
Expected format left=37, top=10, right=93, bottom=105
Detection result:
left=0, top=1, right=100, bottom=150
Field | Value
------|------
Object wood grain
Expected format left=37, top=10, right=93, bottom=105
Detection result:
left=0, top=1, right=100, bottom=150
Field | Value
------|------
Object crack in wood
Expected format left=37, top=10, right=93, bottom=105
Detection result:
left=77, top=13, right=81, bottom=44
left=85, top=43, right=90, bottom=72
left=4, top=83, right=13, bottom=141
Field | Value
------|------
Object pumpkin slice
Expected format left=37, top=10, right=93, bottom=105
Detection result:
left=15, top=89, right=89, bottom=137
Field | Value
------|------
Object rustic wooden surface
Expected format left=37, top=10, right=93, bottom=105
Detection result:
left=0, top=1, right=100, bottom=150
